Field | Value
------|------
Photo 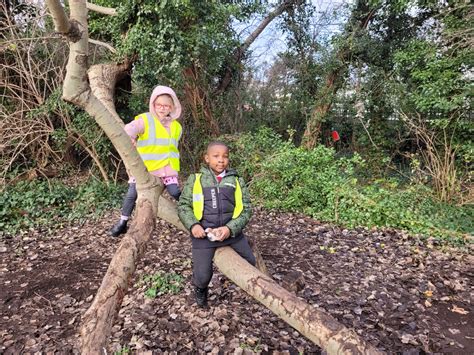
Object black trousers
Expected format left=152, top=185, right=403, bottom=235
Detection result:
left=121, top=182, right=181, bottom=217
left=192, top=237, right=256, bottom=289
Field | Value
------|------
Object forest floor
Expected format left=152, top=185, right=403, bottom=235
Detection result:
left=1, top=207, right=473, bottom=354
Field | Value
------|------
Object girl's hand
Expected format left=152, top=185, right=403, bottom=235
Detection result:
left=191, top=224, right=206, bottom=238
left=213, top=226, right=231, bottom=241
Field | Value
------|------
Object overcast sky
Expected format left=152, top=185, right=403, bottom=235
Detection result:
left=235, top=0, right=352, bottom=76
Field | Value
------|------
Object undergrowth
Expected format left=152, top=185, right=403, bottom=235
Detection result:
left=0, top=178, right=125, bottom=236
left=139, top=272, right=185, bottom=298
left=228, top=127, right=473, bottom=244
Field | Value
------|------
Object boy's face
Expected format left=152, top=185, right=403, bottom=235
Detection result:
left=205, top=145, right=229, bottom=175
left=153, top=95, right=174, bottom=119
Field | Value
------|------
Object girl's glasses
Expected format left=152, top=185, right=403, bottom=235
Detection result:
left=155, top=104, right=172, bottom=110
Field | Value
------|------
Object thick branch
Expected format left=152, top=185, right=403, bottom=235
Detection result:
left=45, top=0, right=71, bottom=33
left=86, top=2, right=117, bottom=16
left=89, top=38, right=117, bottom=53
left=88, top=62, right=131, bottom=125
left=80, top=198, right=160, bottom=352
left=241, top=0, right=301, bottom=54
left=214, top=248, right=383, bottom=355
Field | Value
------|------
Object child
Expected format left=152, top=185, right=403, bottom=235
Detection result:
left=109, top=85, right=183, bottom=237
left=178, top=141, right=256, bottom=307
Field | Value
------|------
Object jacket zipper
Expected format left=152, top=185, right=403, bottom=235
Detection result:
left=214, top=171, right=223, bottom=227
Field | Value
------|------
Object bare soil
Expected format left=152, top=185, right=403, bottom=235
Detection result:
left=1, top=208, right=473, bottom=354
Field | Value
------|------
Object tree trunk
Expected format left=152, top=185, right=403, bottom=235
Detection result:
left=182, top=64, right=220, bottom=136
left=302, top=71, right=339, bottom=149
left=80, top=198, right=159, bottom=352
left=214, top=247, right=381, bottom=354
left=302, top=0, right=376, bottom=149
left=45, top=0, right=163, bottom=351
left=156, top=205, right=382, bottom=354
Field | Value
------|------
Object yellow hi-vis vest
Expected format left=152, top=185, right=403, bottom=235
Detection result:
left=192, top=173, right=243, bottom=221
left=135, top=113, right=182, bottom=171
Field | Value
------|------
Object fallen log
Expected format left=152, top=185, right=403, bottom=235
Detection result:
left=215, top=247, right=382, bottom=355
left=80, top=198, right=158, bottom=353
left=157, top=206, right=383, bottom=354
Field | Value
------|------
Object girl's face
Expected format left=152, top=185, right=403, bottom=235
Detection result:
left=153, top=95, right=174, bottom=119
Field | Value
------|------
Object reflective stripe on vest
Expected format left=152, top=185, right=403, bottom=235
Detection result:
left=135, top=113, right=182, bottom=171
left=192, top=173, right=243, bottom=221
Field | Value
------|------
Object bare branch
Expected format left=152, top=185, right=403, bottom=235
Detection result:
left=215, top=0, right=302, bottom=94
left=45, top=0, right=71, bottom=34
left=89, top=38, right=117, bottom=53
left=86, top=2, right=118, bottom=16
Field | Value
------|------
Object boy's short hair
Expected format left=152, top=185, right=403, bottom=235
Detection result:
left=206, top=141, right=229, bottom=152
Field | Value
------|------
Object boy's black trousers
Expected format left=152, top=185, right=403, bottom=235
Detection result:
left=192, top=237, right=256, bottom=289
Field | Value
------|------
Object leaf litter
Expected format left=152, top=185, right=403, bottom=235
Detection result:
left=0, top=207, right=472, bottom=353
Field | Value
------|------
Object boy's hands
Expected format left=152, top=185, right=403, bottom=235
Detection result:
left=213, top=226, right=231, bottom=241
left=191, top=224, right=206, bottom=238
left=192, top=225, right=231, bottom=240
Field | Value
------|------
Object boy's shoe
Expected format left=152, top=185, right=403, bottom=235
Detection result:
left=109, top=220, right=128, bottom=238
left=195, top=287, right=208, bottom=308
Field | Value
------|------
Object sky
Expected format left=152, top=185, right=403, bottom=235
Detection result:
left=234, top=0, right=352, bottom=78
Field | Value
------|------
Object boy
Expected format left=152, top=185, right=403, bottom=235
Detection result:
left=178, top=141, right=256, bottom=307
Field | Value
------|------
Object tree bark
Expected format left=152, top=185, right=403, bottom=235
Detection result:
left=182, top=64, right=220, bottom=136
left=79, top=198, right=160, bottom=352
left=86, top=2, right=117, bottom=16
left=214, top=247, right=382, bottom=355
left=247, top=234, right=269, bottom=276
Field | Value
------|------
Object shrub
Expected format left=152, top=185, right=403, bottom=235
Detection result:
left=230, top=128, right=473, bottom=242
left=0, top=179, right=125, bottom=236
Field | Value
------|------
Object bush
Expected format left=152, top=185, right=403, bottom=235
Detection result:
left=224, top=127, right=287, bottom=181
left=230, top=128, right=473, bottom=241
left=0, top=179, right=125, bottom=235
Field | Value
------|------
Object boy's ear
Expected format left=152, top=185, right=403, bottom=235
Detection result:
left=204, top=154, right=209, bottom=164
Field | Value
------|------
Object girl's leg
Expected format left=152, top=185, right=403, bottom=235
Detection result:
left=109, top=183, right=137, bottom=237
left=121, top=183, right=137, bottom=217
left=230, top=237, right=256, bottom=266
left=165, top=183, right=181, bottom=200
left=162, top=176, right=181, bottom=201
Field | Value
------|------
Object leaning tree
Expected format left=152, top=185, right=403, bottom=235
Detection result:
left=44, top=0, right=381, bottom=353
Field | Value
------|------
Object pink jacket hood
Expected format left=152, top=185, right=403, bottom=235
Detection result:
left=149, top=85, right=182, bottom=120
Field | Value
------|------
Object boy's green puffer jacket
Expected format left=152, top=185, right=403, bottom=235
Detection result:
left=178, top=166, right=252, bottom=249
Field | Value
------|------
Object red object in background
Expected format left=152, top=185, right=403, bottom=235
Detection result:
left=331, top=130, right=340, bottom=142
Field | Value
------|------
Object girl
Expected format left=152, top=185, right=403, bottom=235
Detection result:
left=109, top=86, right=183, bottom=237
